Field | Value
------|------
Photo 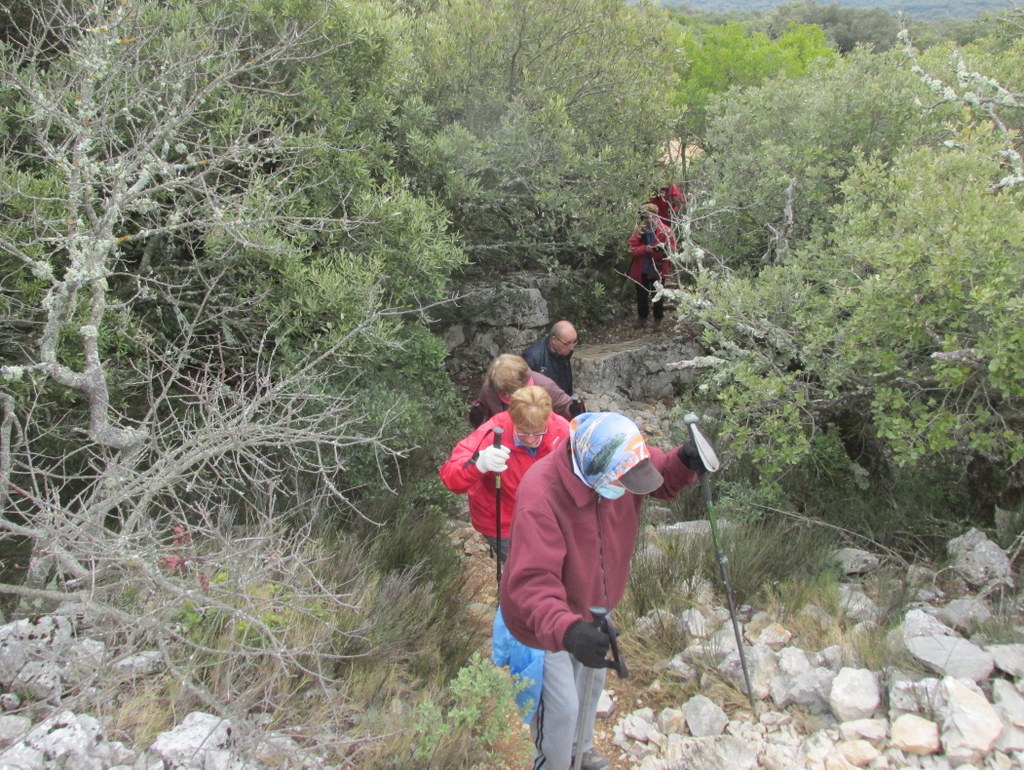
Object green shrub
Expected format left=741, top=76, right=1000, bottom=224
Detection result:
left=352, top=653, right=531, bottom=769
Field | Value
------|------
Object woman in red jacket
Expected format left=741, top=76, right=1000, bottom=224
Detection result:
left=439, top=386, right=570, bottom=563
left=628, top=203, right=677, bottom=330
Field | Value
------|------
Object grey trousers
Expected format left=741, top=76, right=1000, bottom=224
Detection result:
left=530, top=650, right=606, bottom=770
left=483, top=534, right=508, bottom=562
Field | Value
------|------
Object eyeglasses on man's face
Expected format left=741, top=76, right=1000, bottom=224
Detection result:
left=555, top=335, right=578, bottom=349
left=514, top=429, right=547, bottom=440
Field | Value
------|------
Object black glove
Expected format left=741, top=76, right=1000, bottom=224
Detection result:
left=569, top=395, right=587, bottom=417
left=679, top=442, right=706, bottom=472
left=563, top=620, right=610, bottom=668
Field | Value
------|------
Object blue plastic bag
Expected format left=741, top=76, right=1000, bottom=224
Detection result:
left=491, top=606, right=546, bottom=723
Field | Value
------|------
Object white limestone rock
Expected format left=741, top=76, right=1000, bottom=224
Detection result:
left=148, top=711, right=233, bottom=766
left=940, top=676, right=1003, bottom=765
left=932, top=598, right=992, bottom=632
left=830, top=668, right=881, bottom=722
left=839, top=718, right=888, bottom=743
left=891, top=713, right=941, bottom=755
left=989, top=644, right=1024, bottom=678
left=906, top=635, right=994, bottom=682
left=683, top=694, right=729, bottom=737
left=835, top=548, right=881, bottom=575
left=946, top=528, right=1012, bottom=589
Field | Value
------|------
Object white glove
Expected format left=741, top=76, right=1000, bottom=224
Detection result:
left=475, top=444, right=510, bottom=474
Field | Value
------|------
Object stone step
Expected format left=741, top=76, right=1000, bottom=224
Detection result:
left=573, top=335, right=703, bottom=403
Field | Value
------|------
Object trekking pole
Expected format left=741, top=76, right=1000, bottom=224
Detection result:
left=572, top=606, right=610, bottom=770
left=492, top=427, right=504, bottom=589
left=570, top=607, right=628, bottom=770
left=684, top=413, right=756, bottom=713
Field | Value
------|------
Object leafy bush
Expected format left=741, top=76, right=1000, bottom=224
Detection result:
left=678, top=41, right=1024, bottom=533
left=344, top=653, right=530, bottom=769
left=395, top=0, right=683, bottom=272
left=694, top=47, right=956, bottom=270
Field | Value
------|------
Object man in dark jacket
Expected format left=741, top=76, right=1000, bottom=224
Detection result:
left=521, top=320, right=585, bottom=416
left=500, top=412, right=704, bottom=770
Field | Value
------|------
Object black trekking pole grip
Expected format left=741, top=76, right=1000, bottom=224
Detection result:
left=489, top=428, right=501, bottom=493
left=587, top=606, right=628, bottom=678
left=489, top=430, right=501, bottom=489
left=604, top=615, right=629, bottom=679
left=587, top=606, right=610, bottom=663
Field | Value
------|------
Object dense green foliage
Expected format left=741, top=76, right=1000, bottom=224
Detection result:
left=393, top=0, right=684, bottom=271
left=678, top=14, right=1024, bottom=541
left=667, top=18, right=835, bottom=144
left=761, top=2, right=906, bottom=52
left=693, top=48, right=957, bottom=268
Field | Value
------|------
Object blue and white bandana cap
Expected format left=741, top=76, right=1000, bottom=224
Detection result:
left=569, top=412, right=662, bottom=493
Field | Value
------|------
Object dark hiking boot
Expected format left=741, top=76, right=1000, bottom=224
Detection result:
left=571, top=751, right=609, bottom=770
left=633, top=318, right=647, bottom=329
left=652, top=318, right=663, bottom=331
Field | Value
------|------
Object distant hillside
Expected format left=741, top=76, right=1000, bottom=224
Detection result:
left=664, top=0, right=1014, bottom=20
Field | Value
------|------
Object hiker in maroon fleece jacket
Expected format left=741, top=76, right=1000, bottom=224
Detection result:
left=500, top=412, right=705, bottom=770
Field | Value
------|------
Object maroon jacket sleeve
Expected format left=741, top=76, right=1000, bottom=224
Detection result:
left=502, top=490, right=579, bottom=651
left=529, top=369, right=573, bottom=420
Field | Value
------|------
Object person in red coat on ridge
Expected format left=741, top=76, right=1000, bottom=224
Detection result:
left=628, top=203, right=676, bottom=330
left=647, top=182, right=685, bottom=226
left=439, top=386, right=570, bottom=563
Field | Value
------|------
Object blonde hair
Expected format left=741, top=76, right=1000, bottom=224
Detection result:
left=508, top=386, right=552, bottom=434
left=487, top=354, right=530, bottom=398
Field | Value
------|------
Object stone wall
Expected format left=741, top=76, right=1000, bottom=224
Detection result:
left=431, top=272, right=560, bottom=397
left=432, top=271, right=705, bottom=405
